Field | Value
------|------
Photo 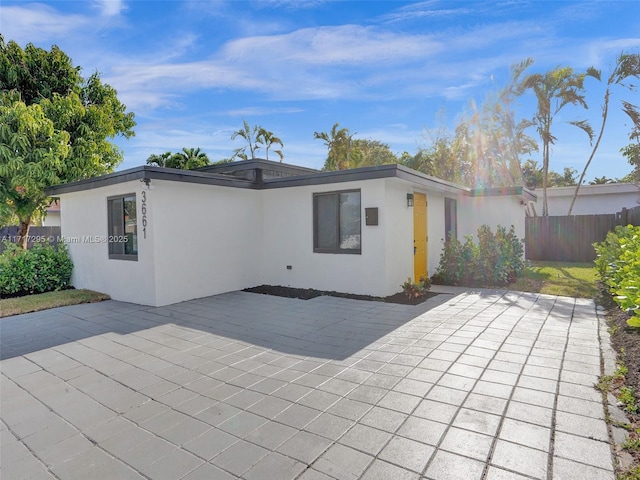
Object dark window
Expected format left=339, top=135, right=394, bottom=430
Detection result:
left=108, top=194, right=138, bottom=260
left=313, top=190, right=361, bottom=254
left=445, top=198, right=457, bottom=242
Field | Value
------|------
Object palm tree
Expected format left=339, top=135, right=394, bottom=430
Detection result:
left=146, top=148, right=210, bottom=169
left=590, top=176, right=614, bottom=185
left=231, top=120, right=261, bottom=160
left=520, top=66, right=591, bottom=215
left=313, top=122, right=358, bottom=170
left=171, top=147, right=210, bottom=169
left=568, top=53, right=640, bottom=214
left=258, top=128, right=284, bottom=162
left=146, top=151, right=173, bottom=167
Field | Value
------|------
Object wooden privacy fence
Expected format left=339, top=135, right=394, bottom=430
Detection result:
left=526, top=205, right=640, bottom=262
left=0, top=226, right=61, bottom=253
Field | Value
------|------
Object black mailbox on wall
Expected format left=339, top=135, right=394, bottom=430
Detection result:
left=365, top=208, right=378, bottom=226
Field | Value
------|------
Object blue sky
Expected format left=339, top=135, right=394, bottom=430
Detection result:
left=2, top=0, right=639, bottom=181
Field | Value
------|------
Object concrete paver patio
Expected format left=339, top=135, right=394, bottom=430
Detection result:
left=0, top=289, right=615, bottom=479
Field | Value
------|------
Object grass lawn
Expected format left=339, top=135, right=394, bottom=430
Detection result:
left=0, top=289, right=110, bottom=318
left=509, top=261, right=599, bottom=298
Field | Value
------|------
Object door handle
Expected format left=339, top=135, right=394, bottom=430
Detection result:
left=414, top=246, right=417, bottom=255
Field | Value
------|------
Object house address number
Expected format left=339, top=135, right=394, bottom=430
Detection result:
left=141, top=190, right=147, bottom=239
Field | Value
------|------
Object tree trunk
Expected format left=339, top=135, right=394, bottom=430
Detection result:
left=568, top=89, right=610, bottom=215
left=16, top=217, right=31, bottom=249
left=542, top=141, right=549, bottom=216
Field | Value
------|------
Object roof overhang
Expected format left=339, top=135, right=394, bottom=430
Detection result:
left=45, top=162, right=536, bottom=202
left=471, top=186, right=537, bottom=202
left=45, top=166, right=257, bottom=196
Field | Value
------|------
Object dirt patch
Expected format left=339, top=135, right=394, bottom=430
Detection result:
left=242, top=285, right=439, bottom=306
left=599, top=286, right=640, bottom=398
left=597, top=284, right=640, bottom=477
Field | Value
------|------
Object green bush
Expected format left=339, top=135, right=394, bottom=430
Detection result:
left=433, top=225, right=524, bottom=287
left=401, top=277, right=432, bottom=299
left=595, top=225, right=640, bottom=322
left=0, top=242, right=73, bottom=296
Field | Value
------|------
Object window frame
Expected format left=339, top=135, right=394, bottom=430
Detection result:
left=107, top=193, right=138, bottom=261
left=313, top=189, right=362, bottom=254
left=444, top=197, right=457, bottom=242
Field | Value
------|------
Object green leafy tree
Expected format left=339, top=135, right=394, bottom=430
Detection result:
left=146, top=148, right=210, bottom=169
left=520, top=64, right=592, bottom=215
left=521, top=159, right=543, bottom=189
left=0, top=98, right=70, bottom=243
left=146, top=151, right=173, bottom=167
left=257, top=128, right=284, bottom=162
left=314, top=123, right=359, bottom=171
left=407, top=61, right=536, bottom=188
left=547, top=167, right=578, bottom=187
left=568, top=53, right=640, bottom=214
left=171, top=147, right=210, bottom=169
left=0, top=37, right=135, bottom=248
left=521, top=160, right=579, bottom=188
left=351, top=139, right=397, bottom=167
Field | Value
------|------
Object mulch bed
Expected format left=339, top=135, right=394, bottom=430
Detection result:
left=242, top=285, right=439, bottom=306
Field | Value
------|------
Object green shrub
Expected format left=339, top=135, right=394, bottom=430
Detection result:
left=594, top=226, right=640, bottom=323
left=0, top=242, right=73, bottom=296
left=433, top=225, right=524, bottom=287
left=401, top=277, right=432, bottom=299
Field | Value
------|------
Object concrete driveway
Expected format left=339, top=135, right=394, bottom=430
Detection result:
left=0, top=290, right=615, bottom=479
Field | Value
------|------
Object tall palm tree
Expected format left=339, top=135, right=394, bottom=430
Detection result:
left=568, top=53, right=640, bottom=214
left=231, top=120, right=261, bottom=160
left=258, top=128, right=284, bottom=162
left=520, top=66, right=591, bottom=215
left=313, top=122, right=357, bottom=171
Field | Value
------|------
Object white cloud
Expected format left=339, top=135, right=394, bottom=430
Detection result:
left=0, top=4, right=88, bottom=44
left=223, top=107, right=305, bottom=117
left=94, top=0, right=125, bottom=17
left=221, top=25, right=441, bottom=66
left=381, top=1, right=474, bottom=23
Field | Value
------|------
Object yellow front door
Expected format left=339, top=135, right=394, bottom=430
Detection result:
left=413, top=192, right=428, bottom=281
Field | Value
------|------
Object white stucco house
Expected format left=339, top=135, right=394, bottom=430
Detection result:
left=544, top=183, right=639, bottom=216
left=46, top=159, right=535, bottom=307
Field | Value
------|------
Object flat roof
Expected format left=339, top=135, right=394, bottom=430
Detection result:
left=45, top=159, right=536, bottom=201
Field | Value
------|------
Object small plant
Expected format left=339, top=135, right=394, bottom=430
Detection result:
left=617, top=361, right=629, bottom=378
left=618, top=465, right=640, bottom=480
left=401, top=277, right=431, bottom=300
left=619, top=386, right=639, bottom=415
left=622, top=432, right=640, bottom=452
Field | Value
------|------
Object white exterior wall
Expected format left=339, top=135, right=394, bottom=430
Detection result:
left=424, top=192, right=447, bottom=277
left=58, top=175, right=529, bottom=306
left=149, top=181, right=261, bottom=306
left=458, top=195, right=527, bottom=242
left=42, top=212, right=61, bottom=227
left=260, top=179, right=393, bottom=297
left=384, top=180, right=414, bottom=292
left=545, top=183, right=640, bottom=216
left=59, top=182, right=158, bottom=306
